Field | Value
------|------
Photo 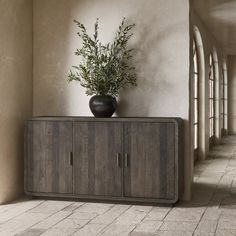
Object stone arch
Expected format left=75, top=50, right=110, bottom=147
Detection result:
left=192, top=26, right=206, bottom=161
left=211, top=47, right=220, bottom=144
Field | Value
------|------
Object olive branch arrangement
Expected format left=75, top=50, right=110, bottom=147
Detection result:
left=68, top=18, right=137, bottom=97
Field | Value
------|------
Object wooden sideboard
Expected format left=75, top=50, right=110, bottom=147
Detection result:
left=25, top=117, right=184, bottom=204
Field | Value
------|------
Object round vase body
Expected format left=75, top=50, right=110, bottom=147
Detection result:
left=89, top=95, right=117, bottom=118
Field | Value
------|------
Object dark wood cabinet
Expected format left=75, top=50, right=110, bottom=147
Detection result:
left=25, top=117, right=183, bottom=204
left=25, top=121, right=73, bottom=194
left=73, top=122, right=122, bottom=197
left=123, top=122, right=175, bottom=200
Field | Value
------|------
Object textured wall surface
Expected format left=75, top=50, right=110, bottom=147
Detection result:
left=228, top=56, right=236, bottom=133
left=0, top=0, right=33, bottom=203
left=33, top=0, right=190, bottom=118
left=33, top=0, right=191, bottom=199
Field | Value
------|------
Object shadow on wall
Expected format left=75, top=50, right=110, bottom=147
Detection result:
left=117, top=18, right=186, bottom=117
left=34, top=0, right=188, bottom=118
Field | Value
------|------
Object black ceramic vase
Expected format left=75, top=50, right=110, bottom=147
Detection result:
left=89, top=95, right=117, bottom=118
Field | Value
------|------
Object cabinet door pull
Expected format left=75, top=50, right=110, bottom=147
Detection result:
left=125, top=153, right=129, bottom=168
left=116, top=153, right=121, bottom=168
left=70, top=152, right=73, bottom=166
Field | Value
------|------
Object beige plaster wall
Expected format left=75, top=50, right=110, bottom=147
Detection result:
left=228, top=56, right=236, bottom=133
left=33, top=0, right=191, bottom=199
left=0, top=0, right=33, bottom=203
left=190, top=10, right=227, bottom=161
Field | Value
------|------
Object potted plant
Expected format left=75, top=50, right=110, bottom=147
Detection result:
left=68, top=18, right=137, bottom=118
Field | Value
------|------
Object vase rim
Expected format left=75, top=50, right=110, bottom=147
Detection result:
left=93, top=94, right=116, bottom=97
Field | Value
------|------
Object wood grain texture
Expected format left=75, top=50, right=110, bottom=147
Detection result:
left=25, top=117, right=183, bottom=203
left=123, top=122, right=175, bottom=199
left=73, top=122, right=122, bottom=197
left=26, top=121, right=73, bottom=194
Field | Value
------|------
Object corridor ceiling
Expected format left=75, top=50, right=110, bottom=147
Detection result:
left=193, top=0, right=236, bottom=55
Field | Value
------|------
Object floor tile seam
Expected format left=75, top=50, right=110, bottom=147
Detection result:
left=53, top=213, right=90, bottom=232
left=163, top=220, right=201, bottom=223
left=128, top=206, right=155, bottom=235
left=70, top=218, right=106, bottom=236
left=216, top=173, right=227, bottom=188
left=90, top=203, right=125, bottom=223
left=10, top=200, right=46, bottom=215
left=93, top=205, right=134, bottom=236
left=0, top=200, right=46, bottom=225
left=203, top=200, right=222, bottom=220
left=66, top=220, right=96, bottom=236
left=206, top=191, right=220, bottom=207
left=159, top=206, right=172, bottom=222
left=0, top=214, right=54, bottom=236
left=70, top=209, right=108, bottom=236
left=144, top=207, right=171, bottom=221
left=208, top=190, right=218, bottom=205
left=76, top=203, right=115, bottom=215
left=191, top=203, right=208, bottom=235
left=158, top=228, right=195, bottom=232
left=213, top=141, right=234, bottom=235
left=216, top=154, right=234, bottom=191
left=59, top=201, right=86, bottom=213
left=29, top=211, right=74, bottom=232
left=214, top=216, right=236, bottom=232
left=40, top=227, right=77, bottom=236
left=226, top=154, right=233, bottom=169
left=68, top=205, right=122, bottom=236
left=196, top=208, right=220, bottom=234
left=216, top=195, right=226, bottom=211
left=213, top=212, right=222, bottom=235
left=23, top=201, right=82, bottom=234
left=0, top=218, right=38, bottom=234
left=0, top=202, right=31, bottom=215
left=229, top=179, right=234, bottom=194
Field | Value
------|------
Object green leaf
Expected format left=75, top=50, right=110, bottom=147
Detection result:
left=67, top=18, right=137, bottom=97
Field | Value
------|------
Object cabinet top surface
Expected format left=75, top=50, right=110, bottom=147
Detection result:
left=28, top=116, right=183, bottom=123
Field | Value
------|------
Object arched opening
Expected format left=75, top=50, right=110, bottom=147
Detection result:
left=208, top=48, right=221, bottom=146
left=193, top=37, right=199, bottom=160
left=192, top=26, right=205, bottom=161
left=221, top=60, right=228, bottom=136
left=209, top=53, right=215, bottom=146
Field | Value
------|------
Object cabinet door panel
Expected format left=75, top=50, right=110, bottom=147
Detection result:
left=74, top=122, right=122, bottom=197
left=124, top=122, right=175, bottom=199
left=26, top=121, right=73, bottom=194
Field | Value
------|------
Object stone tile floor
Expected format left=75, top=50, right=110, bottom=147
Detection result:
left=1, top=136, right=236, bottom=236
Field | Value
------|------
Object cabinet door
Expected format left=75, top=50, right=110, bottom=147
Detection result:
left=74, top=122, right=122, bottom=197
left=124, top=122, right=175, bottom=200
left=26, top=121, right=73, bottom=194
